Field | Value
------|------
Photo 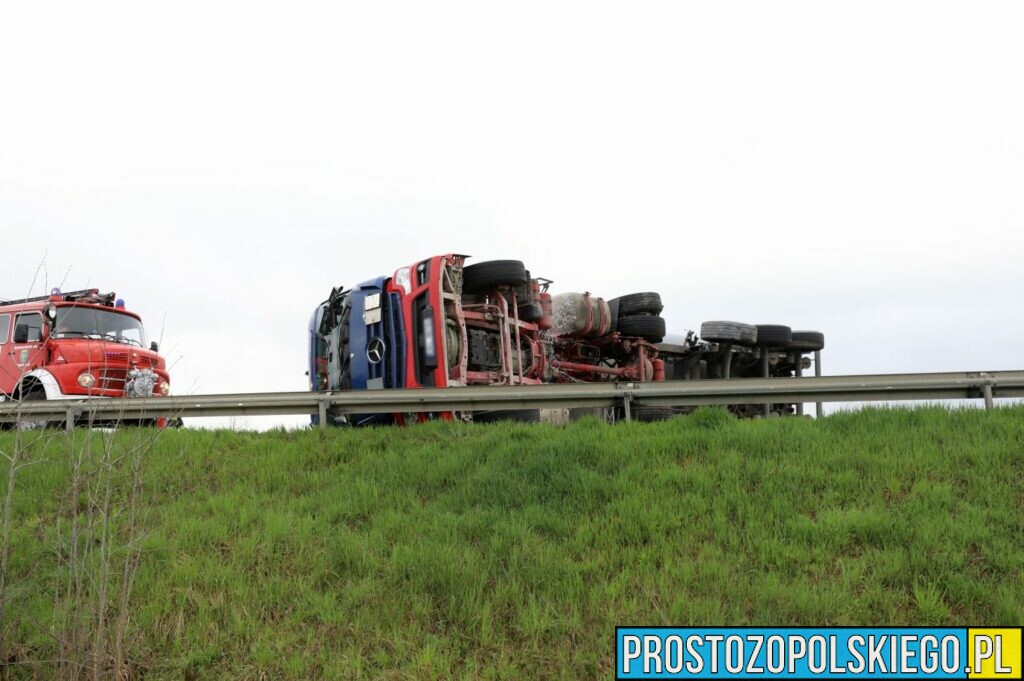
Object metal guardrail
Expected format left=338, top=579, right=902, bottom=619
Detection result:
left=1, top=370, right=1022, bottom=429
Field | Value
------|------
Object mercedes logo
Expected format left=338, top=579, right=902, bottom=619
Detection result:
left=366, top=337, right=386, bottom=364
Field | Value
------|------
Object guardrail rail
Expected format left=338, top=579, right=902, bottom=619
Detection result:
left=1, top=370, right=1022, bottom=430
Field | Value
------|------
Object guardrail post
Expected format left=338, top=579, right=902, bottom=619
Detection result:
left=980, top=373, right=995, bottom=411
left=65, top=406, right=75, bottom=432
left=760, top=349, right=771, bottom=417
left=793, top=352, right=804, bottom=416
left=814, top=350, right=823, bottom=418
left=622, top=394, right=632, bottom=423
left=318, top=396, right=328, bottom=430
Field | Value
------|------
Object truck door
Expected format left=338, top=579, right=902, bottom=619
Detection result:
left=5, top=312, right=46, bottom=394
left=308, top=304, right=328, bottom=391
left=0, top=313, right=12, bottom=395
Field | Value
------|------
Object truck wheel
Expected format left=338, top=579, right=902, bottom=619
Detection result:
left=785, top=330, right=825, bottom=352
left=462, top=260, right=528, bottom=292
left=754, top=324, right=793, bottom=348
left=612, top=292, right=663, bottom=316
left=616, top=315, right=666, bottom=342
left=517, top=301, right=544, bottom=322
left=700, top=321, right=757, bottom=346
left=633, top=405, right=675, bottom=422
left=473, top=409, right=541, bottom=423
left=569, top=407, right=611, bottom=422
left=18, top=386, right=54, bottom=430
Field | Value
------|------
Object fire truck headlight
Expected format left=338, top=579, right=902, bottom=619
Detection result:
left=394, top=267, right=412, bottom=294
left=77, top=372, right=96, bottom=388
left=159, top=381, right=170, bottom=396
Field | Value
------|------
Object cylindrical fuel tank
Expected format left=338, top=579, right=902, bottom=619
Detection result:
left=551, top=292, right=612, bottom=338
left=537, top=291, right=553, bottom=330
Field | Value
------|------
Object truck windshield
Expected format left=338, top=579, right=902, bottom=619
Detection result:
left=53, top=307, right=148, bottom=348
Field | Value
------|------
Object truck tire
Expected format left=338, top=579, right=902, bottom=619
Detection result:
left=785, top=330, right=825, bottom=352
left=633, top=405, right=675, bottom=422
left=19, top=386, right=54, bottom=430
left=612, top=292, right=663, bottom=316
left=616, top=315, right=666, bottom=342
left=569, top=407, right=610, bottom=422
left=462, top=260, right=528, bottom=292
left=754, top=324, right=793, bottom=348
left=473, top=409, right=541, bottom=423
left=517, top=301, right=544, bottom=322
left=700, top=321, right=757, bottom=346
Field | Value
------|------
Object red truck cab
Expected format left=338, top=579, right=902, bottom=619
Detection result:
left=310, top=254, right=670, bottom=426
left=0, top=288, right=170, bottom=411
left=386, top=254, right=549, bottom=390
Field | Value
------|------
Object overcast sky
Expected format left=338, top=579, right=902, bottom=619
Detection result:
left=2, top=1, right=1022, bottom=428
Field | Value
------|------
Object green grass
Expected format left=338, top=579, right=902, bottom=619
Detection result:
left=2, top=406, right=1023, bottom=678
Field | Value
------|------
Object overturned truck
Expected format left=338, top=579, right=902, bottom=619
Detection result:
left=308, top=254, right=824, bottom=424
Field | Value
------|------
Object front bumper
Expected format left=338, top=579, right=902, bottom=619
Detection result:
left=42, top=364, right=170, bottom=399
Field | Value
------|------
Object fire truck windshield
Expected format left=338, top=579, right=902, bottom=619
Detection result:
left=52, top=307, right=148, bottom=348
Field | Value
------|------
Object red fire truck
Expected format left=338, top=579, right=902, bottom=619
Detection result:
left=0, top=288, right=170, bottom=426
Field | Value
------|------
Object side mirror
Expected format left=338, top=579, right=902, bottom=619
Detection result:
left=150, top=341, right=160, bottom=353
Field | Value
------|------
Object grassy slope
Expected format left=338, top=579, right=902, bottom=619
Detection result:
left=3, top=407, right=1023, bottom=679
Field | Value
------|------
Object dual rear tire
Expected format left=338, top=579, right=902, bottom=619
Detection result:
left=787, top=330, right=825, bottom=352
left=700, top=322, right=825, bottom=353
left=462, top=259, right=543, bottom=322
left=754, top=324, right=792, bottom=348
left=462, top=260, right=528, bottom=293
left=700, top=321, right=757, bottom=346
left=611, top=292, right=666, bottom=342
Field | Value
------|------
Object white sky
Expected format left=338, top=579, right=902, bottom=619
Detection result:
left=2, top=1, right=1022, bottom=428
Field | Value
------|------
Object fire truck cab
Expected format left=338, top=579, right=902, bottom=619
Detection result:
left=0, top=288, right=170, bottom=423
